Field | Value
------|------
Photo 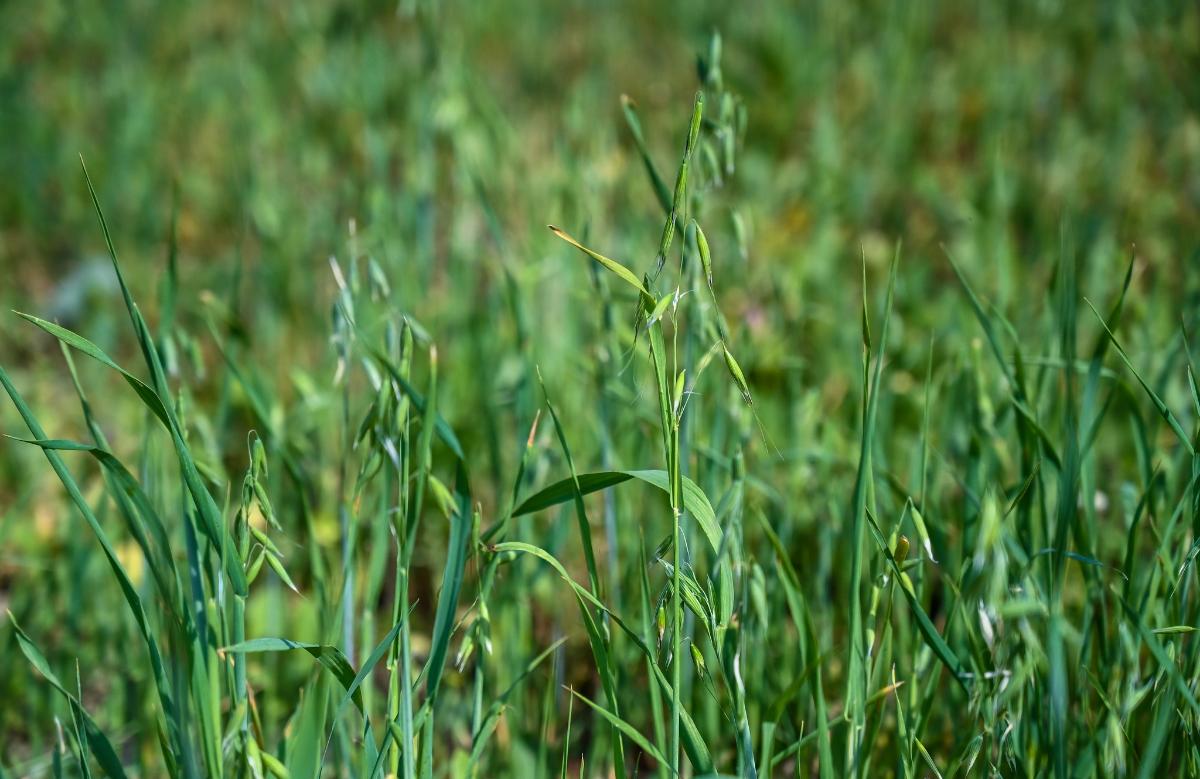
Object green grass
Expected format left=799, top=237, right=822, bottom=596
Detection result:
left=2, top=1, right=1200, bottom=777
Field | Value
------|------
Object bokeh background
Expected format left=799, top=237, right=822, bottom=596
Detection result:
left=2, top=0, right=1199, bottom=774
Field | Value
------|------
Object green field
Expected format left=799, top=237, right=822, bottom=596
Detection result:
left=2, top=1, right=1199, bottom=777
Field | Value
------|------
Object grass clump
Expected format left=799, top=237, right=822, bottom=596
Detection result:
left=3, top=3, right=1200, bottom=778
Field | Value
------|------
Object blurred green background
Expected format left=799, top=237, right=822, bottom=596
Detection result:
left=2, top=0, right=1199, bottom=774
left=5, top=0, right=1196, bottom=482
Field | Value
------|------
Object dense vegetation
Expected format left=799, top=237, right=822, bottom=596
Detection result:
left=3, top=1, right=1200, bottom=777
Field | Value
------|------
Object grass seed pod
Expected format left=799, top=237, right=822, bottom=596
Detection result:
left=693, top=220, right=714, bottom=291
left=722, top=342, right=752, bottom=405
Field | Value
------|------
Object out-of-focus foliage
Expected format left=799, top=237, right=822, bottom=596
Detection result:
left=2, top=0, right=1200, bottom=776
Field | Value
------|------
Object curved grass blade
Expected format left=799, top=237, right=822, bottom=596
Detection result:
left=78, top=161, right=247, bottom=597
left=320, top=609, right=413, bottom=767
left=495, top=541, right=713, bottom=773
left=15, top=313, right=172, bottom=427
left=1085, top=298, right=1195, bottom=456
left=8, top=614, right=129, bottom=779
left=1119, top=596, right=1200, bottom=716
left=220, top=638, right=365, bottom=714
left=15, top=313, right=247, bottom=595
left=512, top=470, right=721, bottom=555
left=864, top=508, right=969, bottom=692
left=537, top=369, right=603, bottom=597
left=619, top=94, right=672, bottom=213
left=567, top=688, right=669, bottom=772
left=9, top=437, right=183, bottom=617
left=423, top=461, right=472, bottom=702
left=548, top=226, right=651, bottom=297
left=0, top=365, right=186, bottom=772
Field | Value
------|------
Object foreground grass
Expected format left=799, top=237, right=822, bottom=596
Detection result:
left=3, top=2, right=1200, bottom=777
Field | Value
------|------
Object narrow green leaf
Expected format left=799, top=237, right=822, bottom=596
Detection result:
left=549, top=225, right=651, bottom=296
left=8, top=614, right=129, bottom=779
left=512, top=470, right=721, bottom=555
